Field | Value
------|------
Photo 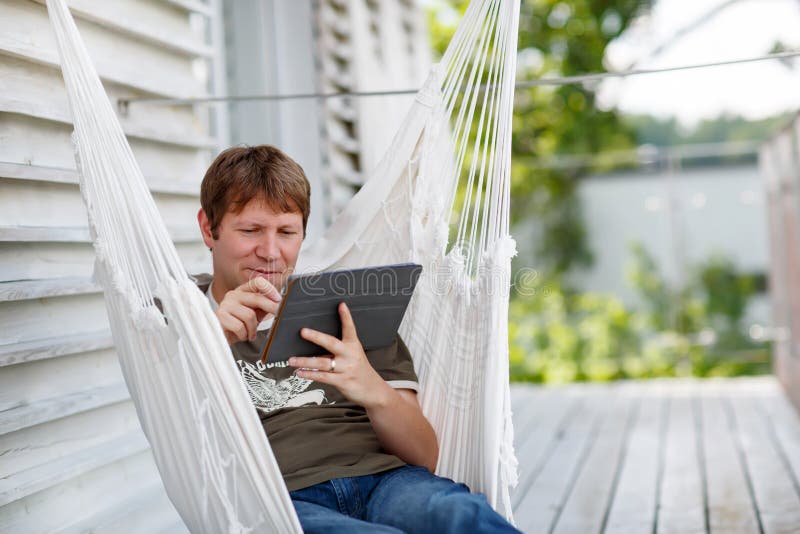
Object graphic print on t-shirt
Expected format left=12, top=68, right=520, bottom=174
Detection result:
left=237, top=359, right=335, bottom=413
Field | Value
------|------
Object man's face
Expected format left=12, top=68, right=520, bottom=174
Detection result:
left=199, top=196, right=304, bottom=295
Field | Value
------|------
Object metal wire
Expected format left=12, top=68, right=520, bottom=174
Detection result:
left=117, top=50, right=800, bottom=113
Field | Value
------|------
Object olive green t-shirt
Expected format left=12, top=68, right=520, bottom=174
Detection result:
left=194, top=273, right=419, bottom=491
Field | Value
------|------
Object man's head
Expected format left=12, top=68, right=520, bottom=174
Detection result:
left=198, top=145, right=311, bottom=297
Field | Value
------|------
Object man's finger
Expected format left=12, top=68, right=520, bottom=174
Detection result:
left=300, top=328, right=343, bottom=354
left=338, top=302, right=358, bottom=341
left=288, top=355, right=333, bottom=370
left=218, top=309, right=251, bottom=342
left=238, top=278, right=281, bottom=301
left=249, top=276, right=282, bottom=300
left=235, top=292, right=280, bottom=319
left=295, top=368, right=340, bottom=385
left=229, top=303, right=258, bottom=340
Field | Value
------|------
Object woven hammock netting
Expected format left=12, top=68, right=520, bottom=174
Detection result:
left=46, top=0, right=521, bottom=531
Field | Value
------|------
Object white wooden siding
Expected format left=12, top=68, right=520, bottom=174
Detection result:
left=313, top=0, right=431, bottom=216
left=1, top=1, right=434, bottom=530
left=221, top=0, right=327, bottom=237
left=0, top=0, right=223, bottom=531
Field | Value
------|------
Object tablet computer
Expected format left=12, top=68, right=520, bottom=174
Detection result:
left=259, top=263, right=423, bottom=364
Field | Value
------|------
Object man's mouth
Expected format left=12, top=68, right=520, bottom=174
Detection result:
left=249, top=268, right=281, bottom=275
left=248, top=268, right=283, bottom=276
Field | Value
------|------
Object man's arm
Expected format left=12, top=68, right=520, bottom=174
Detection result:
left=288, top=302, right=439, bottom=472
left=364, top=387, right=438, bottom=472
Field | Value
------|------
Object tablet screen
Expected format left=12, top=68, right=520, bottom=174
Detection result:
left=260, top=263, right=422, bottom=364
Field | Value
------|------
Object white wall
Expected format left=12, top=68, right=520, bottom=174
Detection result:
left=565, top=163, right=770, bottom=325
left=0, top=1, right=221, bottom=531
left=307, top=0, right=432, bottom=219
left=222, top=0, right=329, bottom=240
left=221, top=0, right=432, bottom=245
left=0, top=1, right=434, bottom=530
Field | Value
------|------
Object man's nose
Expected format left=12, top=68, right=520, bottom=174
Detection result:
left=255, top=232, right=281, bottom=260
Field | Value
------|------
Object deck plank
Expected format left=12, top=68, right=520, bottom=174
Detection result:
left=725, top=379, right=800, bottom=534
left=653, top=380, right=706, bottom=534
left=755, top=379, right=800, bottom=499
left=603, top=380, right=667, bottom=534
left=514, top=384, right=616, bottom=532
left=508, top=376, right=800, bottom=534
left=511, top=385, right=584, bottom=509
left=511, top=385, right=545, bottom=425
left=698, top=380, right=760, bottom=534
left=551, top=381, right=638, bottom=534
left=510, top=384, right=533, bottom=413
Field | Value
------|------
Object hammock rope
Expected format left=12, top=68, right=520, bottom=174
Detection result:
left=46, top=0, right=522, bottom=531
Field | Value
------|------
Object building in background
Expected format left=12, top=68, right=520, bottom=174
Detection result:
left=570, top=159, right=770, bottom=327
left=0, top=1, right=431, bottom=531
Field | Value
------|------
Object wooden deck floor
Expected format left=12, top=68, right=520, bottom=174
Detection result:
left=509, top=376, right=800, bottom=534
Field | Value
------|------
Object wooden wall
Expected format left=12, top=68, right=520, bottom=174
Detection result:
left=0, top=0, right=434, bottom=530
left=0, top=0, right=223, bottom=531
left=761, top=112, right=800, bottom=415
left=313, top=0, right=431, bottom=216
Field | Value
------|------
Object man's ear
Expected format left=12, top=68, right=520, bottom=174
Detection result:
left=197, top=208, right=215, bottom=251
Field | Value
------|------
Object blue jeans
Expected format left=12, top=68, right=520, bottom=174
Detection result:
left=289, top=465, right=520, bottom=533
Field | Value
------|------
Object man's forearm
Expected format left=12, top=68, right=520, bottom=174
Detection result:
left=366, top=384, right=439, bottom=472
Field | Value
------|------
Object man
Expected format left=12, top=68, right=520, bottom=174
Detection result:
left=196, top=145, right=519, bottom=533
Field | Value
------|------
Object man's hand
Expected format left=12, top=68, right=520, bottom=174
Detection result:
left=288, top=301, right=439, bottom=471
left=216, top=278, right=282, bottom=344
left=288, top=302, right=393, bottom=409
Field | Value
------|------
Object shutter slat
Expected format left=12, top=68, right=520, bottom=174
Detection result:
left=0, top=382, right=130, bottom=435
left=0, top=161, right=201, bottom=197
left=0, top=431, right=150, bottom=507
left=0, top=225, right=201, bottom=244
left=0, top=329, right=113, bottom=367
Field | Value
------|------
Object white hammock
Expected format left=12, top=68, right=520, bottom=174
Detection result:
left=46, top=0, right=520, bottom=531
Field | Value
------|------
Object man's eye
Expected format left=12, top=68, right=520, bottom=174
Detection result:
left=281, top=230, right=297, bottom=235
left=241, top=229, right=257, bottom=234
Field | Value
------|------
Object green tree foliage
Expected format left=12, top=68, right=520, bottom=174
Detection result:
left=427, top=2, right=771, bottom=383
left=428, top=0, right=652, bottom=277
left=624, top=112, right=794, bottom=165
left=510, top=242, right=771, bottom=383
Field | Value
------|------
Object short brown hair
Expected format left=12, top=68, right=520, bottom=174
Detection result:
left=201, top=145, right=311, bottom=239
